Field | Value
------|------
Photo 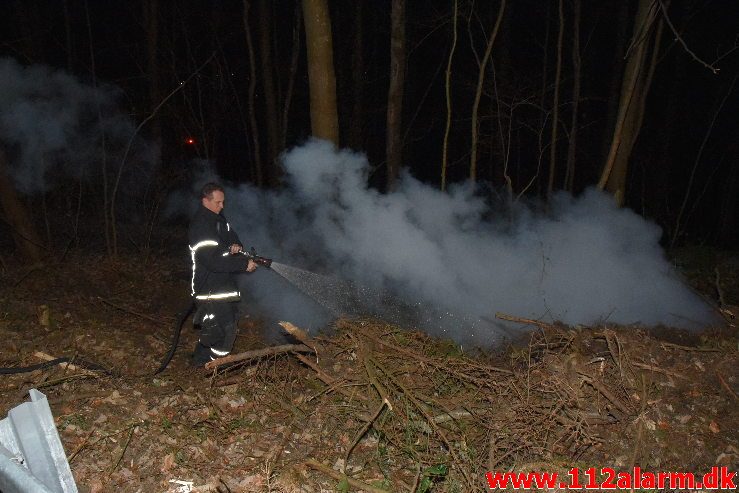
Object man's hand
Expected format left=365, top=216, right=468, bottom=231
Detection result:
left=230, top=244, right=242, bottom=254
left=246, top=259, right=257, bottom=272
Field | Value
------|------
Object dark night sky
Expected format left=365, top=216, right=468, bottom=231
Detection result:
left=1, top=0, right=738, bottom=247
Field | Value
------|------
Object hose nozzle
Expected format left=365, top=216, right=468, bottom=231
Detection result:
left=248, top=247, right=272, bottom=268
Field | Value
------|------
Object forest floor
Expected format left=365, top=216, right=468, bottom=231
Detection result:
left=0, top=249, right=737, bottom=493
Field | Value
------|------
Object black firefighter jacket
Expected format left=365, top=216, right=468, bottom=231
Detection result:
left=188, top=205, right=249, bottom=302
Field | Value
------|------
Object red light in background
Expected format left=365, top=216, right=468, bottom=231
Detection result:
left=185, top=138, right=196, bottom=145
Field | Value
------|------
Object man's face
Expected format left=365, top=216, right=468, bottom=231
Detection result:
left=202, top=190, right=225, bottom=214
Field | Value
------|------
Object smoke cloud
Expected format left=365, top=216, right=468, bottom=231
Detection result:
left=189, top=139, right=718, bottom=345
left=0, top=58, right=155, bottom=197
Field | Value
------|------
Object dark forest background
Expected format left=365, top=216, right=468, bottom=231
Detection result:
left=0, top=0, right=737, bottom=262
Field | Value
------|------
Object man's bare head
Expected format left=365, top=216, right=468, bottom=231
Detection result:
left=201, top=182, right=225, bottom=214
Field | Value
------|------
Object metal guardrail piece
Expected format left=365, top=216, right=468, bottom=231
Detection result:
left=0, top=389, right=78, bottom=493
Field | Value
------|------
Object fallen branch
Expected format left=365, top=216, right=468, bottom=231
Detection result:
left=578, top=373, right=631, bottom=418
left=293, top=353, right=370, bottom=404
left=632, top=361, right=686, bottom=379
left=279, top=321, right=325, bottom=353
left=204, top=344, right=313, bottom=370
left=344, top=400, right=387, bottom=473
left=495, top=312, right=554, bottom=329
left=659, top=342, right=721, bottom=352
left=354, top=334, right=392, bottom=410
left=304, top=458, right=390, bottom=493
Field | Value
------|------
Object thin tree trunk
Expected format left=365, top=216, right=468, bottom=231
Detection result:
left=282, top=1, right=302, bottom=151
left=537, top=2, right=551, bottom=196
left=347, top=0, right=364, bottom=151
left=441, top=0, right=459, bottom=192
left=600, top=0, right=631, bottom=167
left=258, top=0, right=280, bottom=184
left=84, top=0, right=111, bottom=255
left=547, top=0, right=564, bottom=200
left=385, top=0, right=406, bottom=190
left=144, top=0, right=162, bottom=153
left=242, top=0, right=263, bottom=185
left=564, top=0, right=581, bottom=192
left=63, top=0, right=74, bottom=71
left=671, top=72, right=737, bottom=249
left=302, top=0, right=339, bottom=145
left=470, top=0, right=506, bottom=184
left=0, top=148, right=43, bottom=263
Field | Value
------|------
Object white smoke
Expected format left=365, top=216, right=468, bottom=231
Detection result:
left=198, top=140, right=719, bottom=344
left=0, top=58, right=155, bottom=195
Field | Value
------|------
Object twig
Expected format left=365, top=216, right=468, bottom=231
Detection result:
left=304, top=459, right=390, bottom=493
left=630, top=374, right=648, bottom=473
left=34, top=351, right=97, bottom=376
left=432, top=409, right=473, bottom=424
left=68, top=428, right=96, bottom=463
left=97, top=297, right=166, bottom=325
left=344, top=400, right=387, bottom=473
left=34, top=373, right=94, bottom=390
left=716, top=372, right=738, bottom=401
left=632, top=362, right=686, bottom=379
left=657, top=0, right=719, bottom=74
left=354, top=335, right=392, bottom=410
left=293, top=353, right=370, bottom=404
left=204, top=344, right=313, bottom=370
left=410, top=463, right=422, bottom=493
left=218, top=478, right=232, bottom=493
left=659, top=342, right=721, bottom=352
left=578, top=373, right=631, bottom=418
left=110, top=424, right=137, bottom=474
left=371, top=355, right=476, bottom=489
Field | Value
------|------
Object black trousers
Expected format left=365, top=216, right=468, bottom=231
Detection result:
left=193, top=301, right=238, bottom=362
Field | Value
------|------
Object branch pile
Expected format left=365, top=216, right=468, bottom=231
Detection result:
left=240, top=318, right=673, bottom=492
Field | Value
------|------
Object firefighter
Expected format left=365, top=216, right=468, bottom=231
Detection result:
left=188, top=182, right=257, bottom=367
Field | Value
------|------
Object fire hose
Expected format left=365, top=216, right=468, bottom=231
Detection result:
left=154, top=247, right=272, bottom=374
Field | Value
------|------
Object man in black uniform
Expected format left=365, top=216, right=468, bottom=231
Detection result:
left=188, top=182, right=257, bottom=367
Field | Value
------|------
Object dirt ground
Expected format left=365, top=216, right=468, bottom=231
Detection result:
left=0, top=251, right=737, bottom=492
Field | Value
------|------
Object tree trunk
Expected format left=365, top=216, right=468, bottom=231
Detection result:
left=302, top=0, right=339, bottom=145
left=242, top=0, right=263, bottom=185
left=63, top=0, right=74, bottom=71
left=385, top=0, right=406, bottom=190
left=564, top=0, right=581, bottom=192
left=347, top=0, right=364, bottom=151
left=144, top=0, right=162, bottom=151
left=598, top=0, right=662, bottom=205
left=282, top=1, right=303, bottom=151
left=258, top=0, right=281, bottom=185
left=470, top=0, right=506, bottom=184
left=441, top=0, right=459, bottom=192
left=547, top=0, right=564, bottom=200
left=0, top=148, right=43, bottom=263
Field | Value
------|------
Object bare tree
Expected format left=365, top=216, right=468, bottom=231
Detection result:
left=598, top=0, right=665, bottom=205
left=470, top=0, right=506, bottom=184
left=441, top=0, right=459, bottom=191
